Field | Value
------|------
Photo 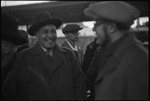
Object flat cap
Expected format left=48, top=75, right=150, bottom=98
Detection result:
left=84, top=1, right=140, bottom=25
left=62, top=24, right=83, bottom=34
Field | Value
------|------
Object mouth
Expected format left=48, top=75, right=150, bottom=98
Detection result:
left=46, top=40, right=53, bottom=43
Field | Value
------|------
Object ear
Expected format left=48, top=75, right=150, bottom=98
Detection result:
left=107, top=22, right=116, bottom=33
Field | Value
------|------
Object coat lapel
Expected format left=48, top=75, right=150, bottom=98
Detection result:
left=95, top=34, right=139, bottom=83
left=61, top=40, right=72, bottom=51
left=30, top=43, right=52, bottom=70
left=76, top=48, right=83, bottom=65
left=49, top=45, right=66, bottom=76
left=30, top=43, right=66, bottom=77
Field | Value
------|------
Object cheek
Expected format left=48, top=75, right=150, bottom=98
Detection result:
left=96, top=27, right=104, bottom=37
left=37, top=34, right=44, bottom=40
left=53, top=34, right=57, bottom=40
left=95, top=26, right=106, bottom=42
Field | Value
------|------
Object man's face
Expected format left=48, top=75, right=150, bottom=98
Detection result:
left=66, top=31, right=79, bottom=42
left=36, top=25, right=57, bottom=49
left=93, top=20, right=111, bottom=46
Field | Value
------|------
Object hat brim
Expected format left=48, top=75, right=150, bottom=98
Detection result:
left=27, top=18, right=62, bottom=36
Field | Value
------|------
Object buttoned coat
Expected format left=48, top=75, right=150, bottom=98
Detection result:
left=61, top=40, right=84, bottom=68
left=87, top=34, right=148, bottom=100
left=2, top=42, right=86, bottom=100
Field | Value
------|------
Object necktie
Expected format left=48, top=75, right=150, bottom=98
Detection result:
left=46, top=50, right=52, bottom=60
left=74, top=51, right=78, bottom=60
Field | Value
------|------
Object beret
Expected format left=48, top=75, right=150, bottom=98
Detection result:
left=84, top=1, right=140, bottom=25
left=62, top=24, right=83, bottom=34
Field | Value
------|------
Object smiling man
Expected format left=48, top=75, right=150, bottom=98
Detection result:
left=3, top=12, right=86, bottom=100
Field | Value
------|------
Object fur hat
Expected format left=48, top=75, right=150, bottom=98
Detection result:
left=84, top=1, right=140, bottom=25
left=62, top=24, right=83, bottom=34
left=27, top=12, right=63, bottom=36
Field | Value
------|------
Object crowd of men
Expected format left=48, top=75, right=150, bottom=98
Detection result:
left=1, top=1, right=148, bottom=100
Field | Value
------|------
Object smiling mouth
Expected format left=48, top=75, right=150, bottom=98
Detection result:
left=46, top=40, right=52, bottom=42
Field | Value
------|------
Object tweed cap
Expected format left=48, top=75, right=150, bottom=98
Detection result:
left=62, top=24, right=83, bottom=34
left=84, top=1, right=140, bottom=25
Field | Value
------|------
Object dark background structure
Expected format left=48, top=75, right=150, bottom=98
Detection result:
left=2, top=1, right=149, bottom=25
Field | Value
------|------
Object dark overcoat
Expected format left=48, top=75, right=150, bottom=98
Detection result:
left=2, top=42, right=86, bottom=100
left=87, top=34, right=148, bottom=100
left=61, top=40, right=84, bottom=68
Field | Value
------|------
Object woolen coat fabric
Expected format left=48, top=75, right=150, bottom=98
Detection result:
left=2, top=42, right=87, bottom=100
left=61, top=40, right=84, bottom=68
left=87, top=33, right=148, bottom=100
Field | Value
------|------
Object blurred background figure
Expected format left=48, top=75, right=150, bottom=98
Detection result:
left=82, top=37, right=101, bottom=74
left=1, top=12, right=28, bottom=91
left=16, top=30, right=29, bottom=53
left=82, top=37, right=101, bottom=100
left=61, top=24, right=84, bottom=70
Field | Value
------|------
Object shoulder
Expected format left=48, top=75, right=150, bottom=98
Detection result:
left=60, top=46, right=74, bottom=56
left=119, top=41, right=148, bottom=67
left=16, top=47, right=34, bottom=59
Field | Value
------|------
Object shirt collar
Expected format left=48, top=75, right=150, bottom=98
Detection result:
left=39, top=42, right=53, bottom=56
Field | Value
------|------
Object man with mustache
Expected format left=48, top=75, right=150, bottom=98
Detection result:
left=3, top=12, right=86, bottom=100
left=84, top=1, right=148, bottom=100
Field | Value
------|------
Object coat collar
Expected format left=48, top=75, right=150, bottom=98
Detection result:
left=31, top=42, right=67, bottom=76
left=32, top=42, right=66, bottom=56
left=95, top=33, right=140, bottom=83
left=62, top=40, right=80, bottom=51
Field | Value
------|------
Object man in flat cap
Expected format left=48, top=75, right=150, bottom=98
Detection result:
left=62, top=24, right=84, bottom=70
left=84, top=1, right=148, bottom=100
left=3, top=12, right=86, bottom=100
left=1, top=12, right=30, bottom=94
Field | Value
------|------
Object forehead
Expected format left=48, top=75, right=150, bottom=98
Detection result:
left=39, top=25, right=56, bottom=30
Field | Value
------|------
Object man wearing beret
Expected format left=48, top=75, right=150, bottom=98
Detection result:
left=1, top=12, right=30, bottom=95
left=84, top=1, right=148, bottom=100
left=61, top=24, right=84, bottom=70
left=3, top=12, right=86, bottom=100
